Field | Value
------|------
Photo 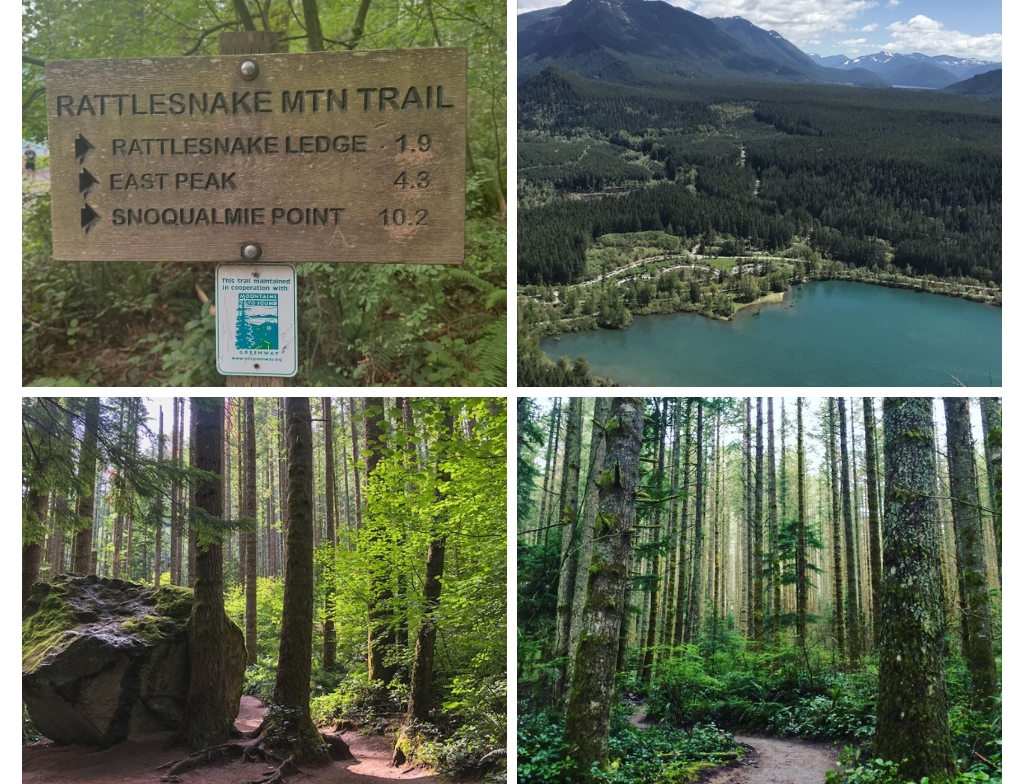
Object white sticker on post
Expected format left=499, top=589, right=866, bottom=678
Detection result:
left=216, top=264, right=297, bottom=377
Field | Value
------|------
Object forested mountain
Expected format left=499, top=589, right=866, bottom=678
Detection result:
left=22, top=397, right=507, bottom=781
left=945, top=69, right=1002, bottom=99
left=518, top=0, right=887, bottom=86
left=518, top=397, right=1001, bottom=784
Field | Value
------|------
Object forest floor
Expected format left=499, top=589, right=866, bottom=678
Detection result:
left=23, top=696, right=451, bottom=784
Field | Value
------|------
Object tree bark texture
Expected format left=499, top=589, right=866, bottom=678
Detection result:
left=862, top=397, right=883, bottom=646
left=839, top=398, right=860, bottom=662
left=943, top=398, right=998, bottom=706
left=978, top=398, right=1001, bottom=581
left=364, top=398, right=396, bottom=686
left=243, top=398, right=258, bottom=665
left=876, top=397, right=954, bottom=781
left=322, top=397, right=337, bottom=669
left=274, top=396, right=327, bottom=762
left=407, top=403, right=454, bottom=722
left=71, top=398, right=101, bottom=574
left=554, top=398, right=584, bottom=686
left=564, top=398, right=644, bottom=780
left=182, top=398, right=232, bottom=749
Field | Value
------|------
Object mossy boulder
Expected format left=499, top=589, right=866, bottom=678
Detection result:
left=23, top=574, right=245, bottom=747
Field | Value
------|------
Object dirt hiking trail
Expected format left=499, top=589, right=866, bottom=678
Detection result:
left=703, top=735, right=840, bottom=784
left=24, top=696, right=450, bottom=784
left=629, top=704, right=840, bottom=784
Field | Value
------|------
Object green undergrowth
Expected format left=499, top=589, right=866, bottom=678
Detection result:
left=518, top=706, right=739, bottom=784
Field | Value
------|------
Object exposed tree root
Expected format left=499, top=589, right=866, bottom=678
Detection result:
left=157, top=731, right=349, bottom=782
left=244, top=754, right=298, bottom=784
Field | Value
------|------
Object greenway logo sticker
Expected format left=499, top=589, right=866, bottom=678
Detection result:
left=217, top=264, right=296, bottom=377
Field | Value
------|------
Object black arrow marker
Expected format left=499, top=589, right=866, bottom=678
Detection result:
left=81, top=203, right=100, bottom=234
left=75, top=133, right=94, bottom=164
left=79, top=168, right=99, bottom=196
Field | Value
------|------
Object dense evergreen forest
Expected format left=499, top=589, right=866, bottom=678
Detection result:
left=22, top=0, right=506, bottom=386
left=516, top=70, right=1001, bottom=384
left=518, top=397, right=1001, bottom=784
left=23, top=397, right=506, bottom=782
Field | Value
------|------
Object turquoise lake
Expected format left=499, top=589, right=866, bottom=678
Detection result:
left=540, top=280, right=1001, bottom=386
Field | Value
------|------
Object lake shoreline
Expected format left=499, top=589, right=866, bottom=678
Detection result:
left=539, top=279, right=1001, bottom=387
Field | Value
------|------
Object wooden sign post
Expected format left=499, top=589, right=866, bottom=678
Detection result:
left=45, top=33, right=467, bottom=385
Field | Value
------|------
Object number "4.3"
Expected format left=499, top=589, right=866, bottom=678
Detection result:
left=394, top=171, right=430, bottom=189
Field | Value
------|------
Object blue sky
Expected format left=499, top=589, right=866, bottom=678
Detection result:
left=517, top=0, right=1002, bottom=60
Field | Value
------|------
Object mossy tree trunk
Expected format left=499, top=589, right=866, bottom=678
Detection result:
left=71, top=397, right=100, bottom=575
left=182, top=397, right=233, bottom=749
left=154, top=406, right=165, bottom=586
left=978, top=398, right=1001, bottom=582
left=554, top=397, right=584, bottom=692
left=564, top=397, right=644, bottom=780
left=567, top=397, right=611, bottom=695
left=244, top=398, right=258, bottom=666
left=407, top=402, right=454, bottom=722
left=876, top=397, right=954, bottom=781
left=271, top=396, right=328, bottom=763
left=639, top=398, right=667, bottom=687
left=943, top=397, right=998, bottom=707
left=348, top=398, right=362, bottom=532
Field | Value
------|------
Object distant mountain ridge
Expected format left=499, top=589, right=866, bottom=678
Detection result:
left=809, top=50, right=1000, bottom=87
left=519, top=0, right=998, bottom=90
left=943, top=68, right=1001, bottom=98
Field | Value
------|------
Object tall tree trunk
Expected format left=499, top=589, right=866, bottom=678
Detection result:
left=567, top=398, right=611, bottom=693
left=71, top=398, right=101, bottom=574
left=672, top=399, right=694, bottom=647
left=243, top=398, right=258, bottom=666
left=537, top=399, right=559, bottom=544
left=827, top=398, right=845, bottom=659
left=796, top=398, right=807, bottom=648
left=154, top=406, right=165, bottom=586
left=639, top=398, right=668, bottom=686
left=554, top=398, right=584, bottom=690
left=348, top=398, right=362, bottom=532
left=407, top=403, right=455, bottom=721
left=661, top=400, right=682, bottom=648
left=839, top=398, right=860, bottom=663
left=863, top=397, right=883, bottom=647
left=753, top=398, right=764, bottom=648
left=364, top=398, right=396, bottom=686
left=563, top=398, right=644, bottom=779
left=767, top=398, right=781, bottom=643
left=978, top=398, right=1001, bottom=582
left=322, top=397, right=337, bottom=670
left=877, top=398, right=954, bottom=781
left=274, top=396, right=330, bottom=762
left=182, top=398, right=233, bottom=749
left=943, top=398, right=998, bottom=707
left=684, top=400, right=704, bottom=645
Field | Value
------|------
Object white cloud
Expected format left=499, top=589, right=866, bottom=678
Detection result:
left=860, top=23, right=878, bottom=32
left=841, top=37, right=867, bottom=46
left=885, top=15, right=1001, bottom=59
left=887, top=0, right=899, bottom=7
left=670, top=0, right=878, bottom=45
left=518, top=0, right=564, bottom=12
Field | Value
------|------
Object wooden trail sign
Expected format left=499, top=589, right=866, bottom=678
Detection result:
left=45, top=47, right=466, bottom=264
